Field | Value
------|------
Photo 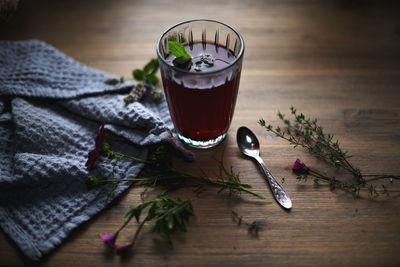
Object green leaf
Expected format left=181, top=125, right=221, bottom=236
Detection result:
left=168, top=41, right=191, bottom=59
left=104, top=78, right=120, bottom=85
left=172, top=56, right=192, bottom=70
left=175, top=214, right=183, bottom=226
left=145, top=74, right=159, bottom=85
left=133, top=207, right=142, bottom=223
left=133, top=69, right=145, bottom=81
left=155, top=220, right=169, bottom=242
left=147, top=203, right=157, bottom=220
left=143, top=59, right=159, bottom=75
left=166, top=214, right=174, bottom=229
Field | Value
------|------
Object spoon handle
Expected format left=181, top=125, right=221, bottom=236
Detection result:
left=255, top=156, right=292, bottom=209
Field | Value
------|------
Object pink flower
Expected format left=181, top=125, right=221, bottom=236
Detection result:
left=292, top=158, right=306, bottom=171
left=99, top=233, right=115, bottom=248
left=85, top=123, right=105, bottom=170
left=116, top=243, right=132, bottom=253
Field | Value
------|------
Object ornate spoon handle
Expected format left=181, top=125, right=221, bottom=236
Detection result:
left=255, top=156, right=292, bottom=209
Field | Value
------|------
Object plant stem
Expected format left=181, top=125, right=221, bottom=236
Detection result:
left=364, top=176, right=400, bottom=182
left=112, top=151, right=150, bottom=164
left=97, top=170, right=264, bottom=199
left=130, top=216, right=148, bottom=249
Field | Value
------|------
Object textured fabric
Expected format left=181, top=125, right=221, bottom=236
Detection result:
left=0, top=40, right=130, bottom=98
left=0, top=40, right=193, bottom=261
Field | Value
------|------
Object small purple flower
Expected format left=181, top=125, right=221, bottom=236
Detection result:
left=116, top=243, right=132, bottom=253
left=292, top=158, right=306, bottom=171
left=99, top=233, right=115, bottom=248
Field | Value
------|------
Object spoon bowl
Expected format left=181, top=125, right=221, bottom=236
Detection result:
left=237, top=126, right=261, bottom=158
left=237, top=126, right=292, bottom=209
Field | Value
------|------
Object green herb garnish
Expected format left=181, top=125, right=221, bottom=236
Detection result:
left=168, top=41, right=192, bottom=70
left=168, top=41, right=191, bottom=59
left=172, top=56, right=192, bottom=70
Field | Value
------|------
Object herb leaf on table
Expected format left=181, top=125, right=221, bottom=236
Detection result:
left=87, top=124, right=265, bottom=253
left=103, top=58, right=161, bottom=104
left=259, top=107, right=400, bottom=197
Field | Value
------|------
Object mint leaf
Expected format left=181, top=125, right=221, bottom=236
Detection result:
left=146, top=74, right=159, bottom=85
left=168, top=41, right=191, bottom=59
left=172, top=56, right=192, bottom=70
left=133, top=69, right=145, bottom=81
left=144, top=59, right=159, bottom=75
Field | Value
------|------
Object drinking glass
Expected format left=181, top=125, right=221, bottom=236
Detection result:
left=156, top=19, right=244, bottom=148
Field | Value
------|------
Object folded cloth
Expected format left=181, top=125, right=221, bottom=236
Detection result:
left=0, top=40, right=193, bottom=261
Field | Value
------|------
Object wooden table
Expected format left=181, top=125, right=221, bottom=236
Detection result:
left=1, top=0, right=400, bottom=266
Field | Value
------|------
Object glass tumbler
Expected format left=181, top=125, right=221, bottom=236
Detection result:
left=156, top=19, right=244, bottom=149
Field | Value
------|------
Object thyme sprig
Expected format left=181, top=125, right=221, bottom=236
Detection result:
left=88, top=144, right=264, bottom=200
left=259, top=107, right=400, bottom=197
left=293, top=160, right=399, bottom=197
left=259, top=106, right=363, bottom=183
left=94, top=144, right=262, bottom=252
left=87, top=125, right=264, bottom=255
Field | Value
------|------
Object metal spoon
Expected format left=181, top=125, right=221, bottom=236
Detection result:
left=237, top=126, right=292, bottom=209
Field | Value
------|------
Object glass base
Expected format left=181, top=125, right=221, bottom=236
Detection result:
left=177, top=133, right=227, bottom=149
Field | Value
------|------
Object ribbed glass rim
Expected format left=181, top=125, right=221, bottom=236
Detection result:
left=156, top=19, right=245, bottom=75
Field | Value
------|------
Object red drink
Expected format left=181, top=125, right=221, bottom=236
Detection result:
left=157, top=19, right=244, bottom=148
left=162, top=43, right=241, bottom=145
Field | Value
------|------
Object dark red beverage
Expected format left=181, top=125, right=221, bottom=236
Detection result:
left=162, top=42, right=242, bottom=147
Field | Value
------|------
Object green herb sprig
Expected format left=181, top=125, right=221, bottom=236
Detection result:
left=99, top=192, right=193, bottom=253
left=132, top=59, right=159, bottom=86
left=167, top=41, right=216, bottom=71
left=125, top=58, right=161, bottom=103
left=168, top=41, right=192, bottom=70
left=87, top=125, right=265, bottom=254
left=293, top=162, right=398, bottom=197
left=93, top=143, right=263, bottom=253
left=88, top=144, right=264, bottom=200
left=259, top=107, right=400, bottom=197
left=125, top=193, right=193, bottom=245
left=104, top=58, right=161, bottom=104
left=259, top=106, right=363, bottom=182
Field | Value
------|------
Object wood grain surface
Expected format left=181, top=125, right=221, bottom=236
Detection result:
left=1, top=0, right=400, bottom=266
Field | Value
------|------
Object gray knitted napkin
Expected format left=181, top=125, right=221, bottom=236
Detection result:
left=0, top=40, right=193, bottom=261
